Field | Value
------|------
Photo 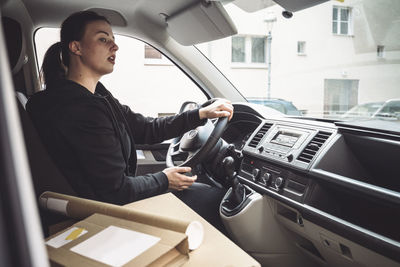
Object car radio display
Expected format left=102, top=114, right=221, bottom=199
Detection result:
left=270, top=131, right=301, bottom=147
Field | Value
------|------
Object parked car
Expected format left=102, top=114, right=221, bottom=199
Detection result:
left=1, top=0, right=400, bottom=267
left=342, top=99, right=400, bottom=120
left=247, top=98, right=303, bottom=116
left=374, top=99, right=400, bottom=119
left=342, top=101, right=385, bottom=119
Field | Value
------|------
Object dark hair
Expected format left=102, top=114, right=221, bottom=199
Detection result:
left=40, top=11, right=110, bottom=88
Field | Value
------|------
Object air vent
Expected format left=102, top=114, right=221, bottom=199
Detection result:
left=297, top=131, right=332, bottom=164
left=248, top=123, right=273, bottom=148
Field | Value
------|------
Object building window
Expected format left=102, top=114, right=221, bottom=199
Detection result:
left=251, top=37, right=266, bottom=63
left=231, top=35, right=266, bottom=66
left=332, top=6, right=352, bottom=35
left=144, top=44, right=172, bottom=65
left=297, top=41, right=306, bottom=55
left=145, top=45, right=162, bottom=59
left=232, top=36, right=246, bottom=62
left=377, top=45, right=385, bottom=58
left=324, top=79, right=359, bottom=117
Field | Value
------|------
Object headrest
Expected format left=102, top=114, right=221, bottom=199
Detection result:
left=2, top=16, right=27, bottom=74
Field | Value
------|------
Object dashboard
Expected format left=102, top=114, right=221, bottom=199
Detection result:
left=222, top=103, right=400, bottom=264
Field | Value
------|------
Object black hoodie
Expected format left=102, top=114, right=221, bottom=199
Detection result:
left=27, top=79, right=205, bottom=205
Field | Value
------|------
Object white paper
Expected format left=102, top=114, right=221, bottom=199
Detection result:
left=70, top=226, right=160, bottom=267
left=46, top=227, right=88, bottom=248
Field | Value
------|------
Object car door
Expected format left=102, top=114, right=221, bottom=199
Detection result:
left=0, top=16, right=49, bottom=267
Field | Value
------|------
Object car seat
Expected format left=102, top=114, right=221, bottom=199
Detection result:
left=2, top=16, right=76, bottom=236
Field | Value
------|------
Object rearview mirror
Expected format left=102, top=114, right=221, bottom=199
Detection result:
left=179, top=101, right=200, bottom=113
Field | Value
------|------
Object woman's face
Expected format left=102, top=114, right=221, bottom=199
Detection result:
left=76, top=20, right=118, bottom=76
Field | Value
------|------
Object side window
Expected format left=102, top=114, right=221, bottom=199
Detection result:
left=34, top=28, right=207, bottom=117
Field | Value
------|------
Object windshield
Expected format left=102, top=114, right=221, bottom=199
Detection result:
left=196, top=0, right=400, bottom=124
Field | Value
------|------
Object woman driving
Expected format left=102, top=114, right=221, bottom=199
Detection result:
left=27, top=11, right=233, bottom=232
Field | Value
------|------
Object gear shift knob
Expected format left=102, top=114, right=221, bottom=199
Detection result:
left=222, top=156, right=236, bottom=182
left=222, top=156, right=245, bottom=207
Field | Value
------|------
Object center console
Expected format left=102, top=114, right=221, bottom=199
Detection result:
left=220, top=114, right=400, bottom=267
left=257, top=125, right=311, bottom=163
left=239, top=157, right=310, bottom=203
left=237, top=121, right=334, bottom=203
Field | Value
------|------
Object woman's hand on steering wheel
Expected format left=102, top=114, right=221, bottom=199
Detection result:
left=199, top=99, right=234, bottom=121
left=166, top=98, right=233, bottom=169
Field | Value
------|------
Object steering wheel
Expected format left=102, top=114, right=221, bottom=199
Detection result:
left=166, top=99, right=229, bottom=168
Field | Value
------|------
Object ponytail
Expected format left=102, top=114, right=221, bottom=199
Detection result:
left=40, top=42, right=66, bottom=89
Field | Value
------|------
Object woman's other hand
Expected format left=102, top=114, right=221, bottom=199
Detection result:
left=163, top=166, right=197, bottom=191
left=199, top=99, right=234, bottom=121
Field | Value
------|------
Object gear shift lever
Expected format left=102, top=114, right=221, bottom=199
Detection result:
left=222, top=156, right=245, bottom=207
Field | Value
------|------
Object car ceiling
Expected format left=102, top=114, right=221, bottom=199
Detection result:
left=3, top=0, right=329, bottom=32
left=1, top=0, right=206, bottom=54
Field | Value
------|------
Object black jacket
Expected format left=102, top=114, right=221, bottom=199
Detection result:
left=27, top=79, right=205, bottom=205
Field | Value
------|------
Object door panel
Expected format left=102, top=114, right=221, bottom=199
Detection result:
left=135, top=143, right=170, bottom=175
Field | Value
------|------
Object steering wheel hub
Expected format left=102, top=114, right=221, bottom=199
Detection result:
left=180, top=129, right=201, bottom=151
left=188, top=129, right=198, bottom=139
left=166, top=98, right=229, bottom=168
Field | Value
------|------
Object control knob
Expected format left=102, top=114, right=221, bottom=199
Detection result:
left=275, top=177, right=284, bottom=189
left=252, top=168, right=260, bottom=182
left=259, top=172, right=271, bottom=185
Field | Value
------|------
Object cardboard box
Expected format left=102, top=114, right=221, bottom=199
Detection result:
left=40, top=192, right=204, bottom=251
left=126, top=193, right=261, bottom=267
left=46, top=213, right=189, bottom=267
left=42, top=192, right=260, bottom=267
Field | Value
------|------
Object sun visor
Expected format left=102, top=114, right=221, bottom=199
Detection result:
left=233, top=0, right=328, bottom=13
left=273, top=0, right=328, bottom=12
left=166, top=1, right=237, bottom=46
left=233, top=0, right=276, bottom=13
